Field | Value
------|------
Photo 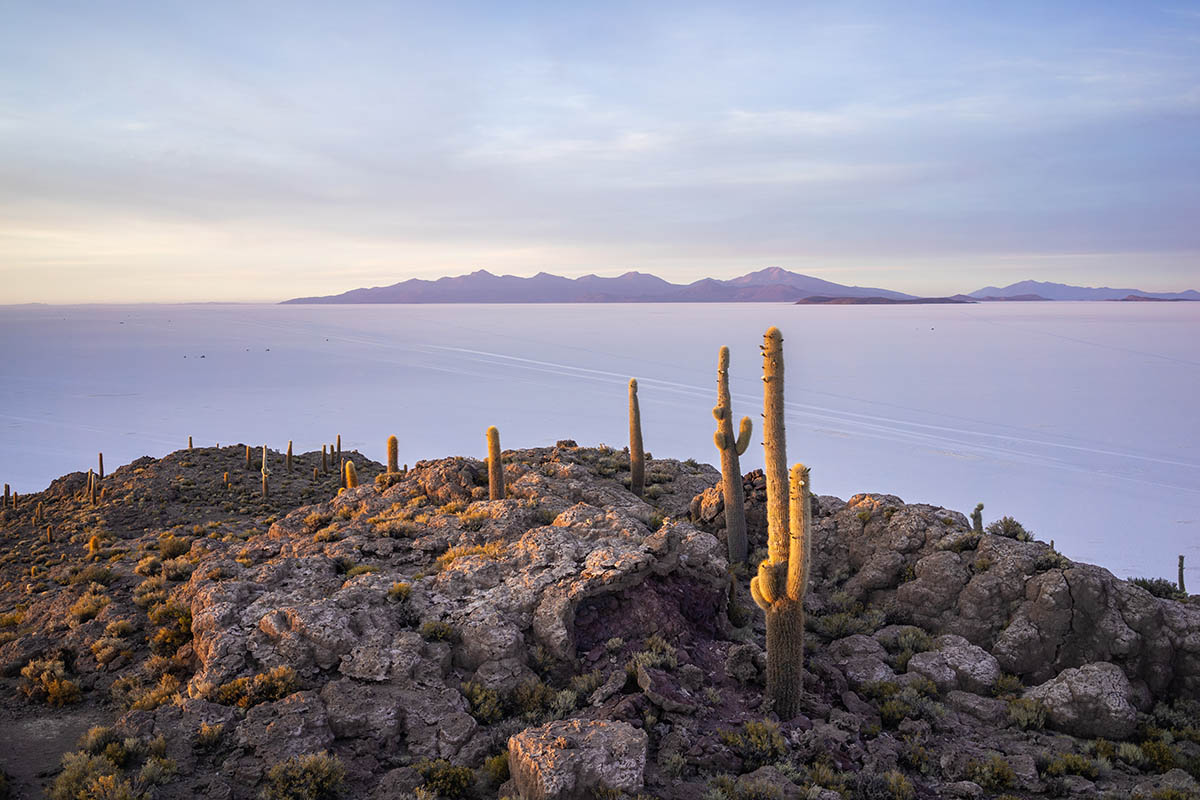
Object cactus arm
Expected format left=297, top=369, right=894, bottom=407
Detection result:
left=714, top=430, right=729, bottom=450
left=749, top=576, right=769, bottom=610
left=786, top=464, right=810, bottom=601
left=735, top=417, right=753, bottom=455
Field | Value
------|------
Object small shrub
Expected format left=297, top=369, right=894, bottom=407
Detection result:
left=344, top=564, right=379, bottom=578
left=992, top=673, right=1024, bottom=698
left=1131, top=577, right=1186, bottom=601
left=161, top=557, right=194, bottom=581
left=718, top=719, right=786, bottom=769
left=262, top=751, right=346, bottom=800
left=387, top=582, right=412, bottom=602
left=482, top=750, right=509, bottom=785
left=462, top=681, right=504, bottom=725
left=211, top=666, right=300, bottom=709
left=47, top=753, right=119, bottom=800
left=303, top=512, right=333, bottom=534
left=70, top=587, right=110, bottom=622
left=134, top=556, right=162, bottom=576
left=196, top=722, right=225, bottom=750
left=138, top=756, right=177, bottom=785
left=1041, top=752, right=1099, bottom=780
left=436, top=541, right=504, bottom=571
left=1035, top=551, right=1072, bottom=571
left=20, top=657, right=81, bottom=706
left=986, top=516, right=1032, bottom=541
left=1116, top=741, right=1147, bottom=767
left=509, top=679, right=556, bottom=718
left=1007, top=696, right=1047, bottom=730
left=605, top=637, right=624, bottom=654
left=148, top=601, right=192, bottom=655
left=965, top=753, right=1015, bottom=791
left=419, top=620, right=456, bottom=642
left=415, top=759, right=473, bottom=799
left=1140, top=738, right=1177, bottom=772
left=129, top=673, right=181, bottom=710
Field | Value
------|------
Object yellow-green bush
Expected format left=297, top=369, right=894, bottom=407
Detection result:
left=262, top=752, right=346, bottom=800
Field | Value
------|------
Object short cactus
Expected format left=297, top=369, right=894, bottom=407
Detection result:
left=387, top=435, right=399, bottom=474
left=972, top=503, right=984, bottom=534
left=628, top=378, right=645, bottom=498
left=344, top=460, right=358, bottom=489
left=261, top=446, right=270, bottom=498
left=713, top=346, right=753, bottom=563
left=486, top=426, right=504, bottom=500
left=223, top=471, right=229, bottom=489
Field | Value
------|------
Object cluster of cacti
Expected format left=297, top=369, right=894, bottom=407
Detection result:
left=261, top=446, right=270, bottom=498
left=387, top=435, right=399, bottom=473
left=972, top=503, right=984, bottom=534
left=747, top=326, right=808, bottom=719
left=344, top=460, right=358, bottom=489
left=486, top=426, right=504, bottom=500
left=713, top=346, right=753, bottom=563
left=628, top=379, right=645, bottom=498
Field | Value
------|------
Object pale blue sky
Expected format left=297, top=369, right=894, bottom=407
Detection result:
left=1, top=1, right=1197, bottom=301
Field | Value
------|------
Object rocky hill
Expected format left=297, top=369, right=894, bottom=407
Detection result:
left=1, top=443, right=1199, bottom=800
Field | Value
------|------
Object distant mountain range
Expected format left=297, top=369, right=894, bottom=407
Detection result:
left=967, top=280, right=1200, bottom=302
left=281, top=270, right=1198, bottom=304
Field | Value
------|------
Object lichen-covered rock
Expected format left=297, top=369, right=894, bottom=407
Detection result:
left=508, top=719, right=648, bottom=799
left=1026, top=661, right=1139, bottom=739
left=907, top=635, right=1000, bottom=695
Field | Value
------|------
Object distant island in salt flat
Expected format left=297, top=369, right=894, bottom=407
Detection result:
left=282, top=268, right=1200, bottom=304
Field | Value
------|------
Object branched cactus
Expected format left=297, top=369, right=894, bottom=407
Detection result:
left=261, top=446, right=270, bottom=498
left=387, top=435, right=399, bottom=474
left=750, top=463, right=811, bottom=719
left=629, top=378, right=645, bottom=498
left=972, top=503, right=984, bottom=534
left=713, top=346, right=753, bottom=563
left=344, top=460, right=358, bottom=489
left=487, top=426, right=504, bottom=500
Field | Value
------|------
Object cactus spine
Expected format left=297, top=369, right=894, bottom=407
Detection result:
left=98, top=452, right=104, bottom=480
left=972, top=503, right=984, bottom=534
left=751, top=463, right=811, bottom=719
left=1180, top=555, right=1187, bottom=595
left=387, top=435, right=399, bottom=474
left=286, top=441, right=293, bottom=472
left=487, top=426, right=504, bottom=500
left=344, top=460, right=358, bottom=489
left=628, top=378, right=645, bottom=498
left=713, top=346, right=753, bottom=563
left=261, top=446, right=270, bottom=498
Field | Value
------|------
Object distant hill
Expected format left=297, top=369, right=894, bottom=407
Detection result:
left=969, top=280, right=1200, bottom=301
left=794, top=295, right=974, bottom=305
left=282, top=267, right=916, bottom=304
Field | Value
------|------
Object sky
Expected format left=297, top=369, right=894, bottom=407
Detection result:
left=1, top=0, right=1198, bottom=303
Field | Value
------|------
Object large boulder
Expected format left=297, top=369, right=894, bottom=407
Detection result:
left=507, top=719, right=648, bottom=800
left=906, top=635, right=1001, bottom=695
left=1026, top=662, right=1139, bottom=739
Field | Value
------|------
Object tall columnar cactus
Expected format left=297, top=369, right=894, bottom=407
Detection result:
left=713, top=346, right=753, bottom=563
left=98, top=452, right=104, bottom=480
left=1180, top=555, right=1187, bottom=595
left=344, top=460, right=358, bottom=489
left=761, top=327, right=789, bottom=550
left=322, top=445, right=328, bottom=474
left=188, top=436, right=193, bottom=450
left=336, top=435, right=342, bottom=463
left=387, top=435, right=399, bottom=474
left=971, top=503, right=984, bottom=534
left=261, top=446, right=270, bottom=498
left=751, top=463, right=811, bottom=719
left=628, top=379, right=645, bottom=498
left=223, top=471, right=229, bottom=489
left=3, top=483, right=8, bottom=508
left=286, top=441, right=293, bottom=473
left=487, top=426, right=504, bottom=500
left=245, top=446, right=251, bottom=470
